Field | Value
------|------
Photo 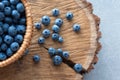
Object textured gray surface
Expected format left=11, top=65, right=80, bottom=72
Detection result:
left=84, top=0, right=120, bottom=80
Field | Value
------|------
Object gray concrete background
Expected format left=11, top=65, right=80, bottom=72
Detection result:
left=84, top=0, right=120, bottom=80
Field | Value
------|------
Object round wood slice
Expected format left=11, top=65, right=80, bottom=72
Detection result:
left=0, top=0, right=101, bottom=80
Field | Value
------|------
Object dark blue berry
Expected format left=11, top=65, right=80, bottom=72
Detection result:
left=0, top=2, right=5, bottom=11
left=8, top=25, right=17, bottom=36
left=34, top=22, right=41, bottom=30
left=38, top=37, right=45, bottom=44
left=42, top=29, right=50, bottom=38
left=2, top=0, right=10, bottom=6
left=0, top=12, right=5, bottom=21
left=1, top=43, right=8, bottom=51
left=15, top=34, right=23, bottom=44
left=52, top=33, right=59, bottom=41
left=0, top=53, right=7, bottom=61
left=17, top=25, right=26, bottom=34
left=33, top=55, right=40, bottom=63
left=4, top=17, right=12, bottom=24
left=16, top=3, right=25, bottom=13
left=0, top=22, right=3, bottom=27
left=0, top=27, right=3, bottom=36
left=66, top=12, right=73, bottom=20
left=58, top=36, right=64, bottom=43
left=54, top=18, right=63, bottom=27
left=19, top=18, right=26, bottom=25
left=0, top=36, right=2, bottom=45
left=73, top=24, right=80, bottom=32
left=48, top=47, right=56, bottom=56
left=41, top=16, right=51, bottom=26
left=12, top=10, right=20, bottom=19
left=10, top=42, right=20, bottom=52
left=10, top=0, right=19, bottom=5
left=4, top=35, right=13, bottom=45
left=52, top=8, right=60, bottom=17
left=53, top=55, right=62, bottom=66
left=52, top=25, right=60, bottom=33
left=4, top=7, right=12, bottom=16
left=57, top=48, right=63, bottom=55
left=62, top=51, right=69, bottom=59
left=2, top=23, right=9, bottom=32
left=6, top=48, right=13, bottom=57
left=73, top=63, right=83, bottom=73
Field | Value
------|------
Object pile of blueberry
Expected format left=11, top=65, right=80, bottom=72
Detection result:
left=0, top=0, right=26, bottom=61
left=34, top=8, right=83, bottom=73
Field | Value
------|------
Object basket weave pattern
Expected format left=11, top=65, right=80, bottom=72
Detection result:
left=0, top=0, right=33, bottom=67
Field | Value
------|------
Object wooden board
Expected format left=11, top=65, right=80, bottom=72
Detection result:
left=0, top=0, right=101, bottom=80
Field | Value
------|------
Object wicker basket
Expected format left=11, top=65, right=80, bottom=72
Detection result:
left=0, top=0, right=33, bottom=67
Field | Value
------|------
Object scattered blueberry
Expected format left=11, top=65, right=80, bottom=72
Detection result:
left=52, top=33, right=59, bottom=41
left=41, top=16, right=51, bottom=26
left=52, top=25, right=60, bottom=33
left=57, top=48, right=63, bottom=55
left=34, top=22, right=41, bottom=30
left=73, top=63, right=83, bottom=73
left=66, top=12, right=73, bottom=20
left=42, top=29, right=50, bottom=38
left=53, top=55, right=62, bottom=65
left=62, top=51, right=70, bottom=59
left=38, top=37, right=45, bottom=44
left=54, top=18, right=63, bottom=27
left=58, top=36, right=64, bottom=43
left=33, top=55, right=40, bottom=63
left=73, top=24, right=80, bottom=32
left=48, top=47, right=56, bottom=56
left=52, top=8, right=60, bottom=17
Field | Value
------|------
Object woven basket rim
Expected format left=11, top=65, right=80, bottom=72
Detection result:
left=0, top=0, right=33, bottom=67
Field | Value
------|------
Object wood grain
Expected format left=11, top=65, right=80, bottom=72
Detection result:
left=0, top=0, right=100, bottom=80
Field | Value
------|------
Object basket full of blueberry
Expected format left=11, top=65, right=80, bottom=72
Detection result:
left=0, top=0, right=33, bottom=67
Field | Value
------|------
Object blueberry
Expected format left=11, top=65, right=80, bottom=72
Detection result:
left=57, top=48, right=63, bottom=55
left=41, top=16, right=51, bottom=26
left=4, top=17, right=12, bottom=24
left=34, top=22, right=41, bottom=30
left=66, top=12, right=73, bottom=20
left=8, top=25, right=17, bottom=36
left=0, top=22, right=3, bottom=27
left=0, top=27, right=3, bottom=36
left=52, top=33, right=59, bottom=41
left=0, top=53, right=7, bottom=61
left=16, top=3, right=25, bottom=13
left=15, top=34, right=23, bottom=44
left=54, top=18, right=63, bottom=27
left=17, top=25, right=26, bottom=34
left=6, top=48, right=13, bottom=57
left=52, top=8, right=60, bottom=17
left=19, top=18, right=26, bottom=25
left=2, top=0, right=10, bottom=6
left=4, top=35, right=13, bottom=45
left=58, top=36, right=64, bottom=43
left=13, top=18, right=19, bottom=24
left=62, top=51, right=69, bottom=59
left=48, top=47, right=56, bottom=56
left=73, top=24, right=80, bottom=32
left=73, top=63, right=83, bottom=73
left=0, top=36, right=2, bottom=45
left=10, top=42, right=20, bottom=52
left=53, top=55, right=62, bottom=66
left=10, top=0, right=19, bottom=5
left=12, top=10, right=20, bottom=19
left=0, top=12, right=5, bottom=21
left=1, top=43, right=8, bottom=51
left=10, top=5, right=15, bottom=10
left=2, top=23, right=9, bottom=32
left=52, top=25, right=60, bottom=33
left=42, top=29, right=50, bottom=38
left=0, top=2, right=5, bottom=11
left=24, top=49, right=29, bottom=55
left=4, top=7, right=12, bottom=16
left=33, top=55, right=40, bottom=63
left=38, top=37, right=45, bottom=44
